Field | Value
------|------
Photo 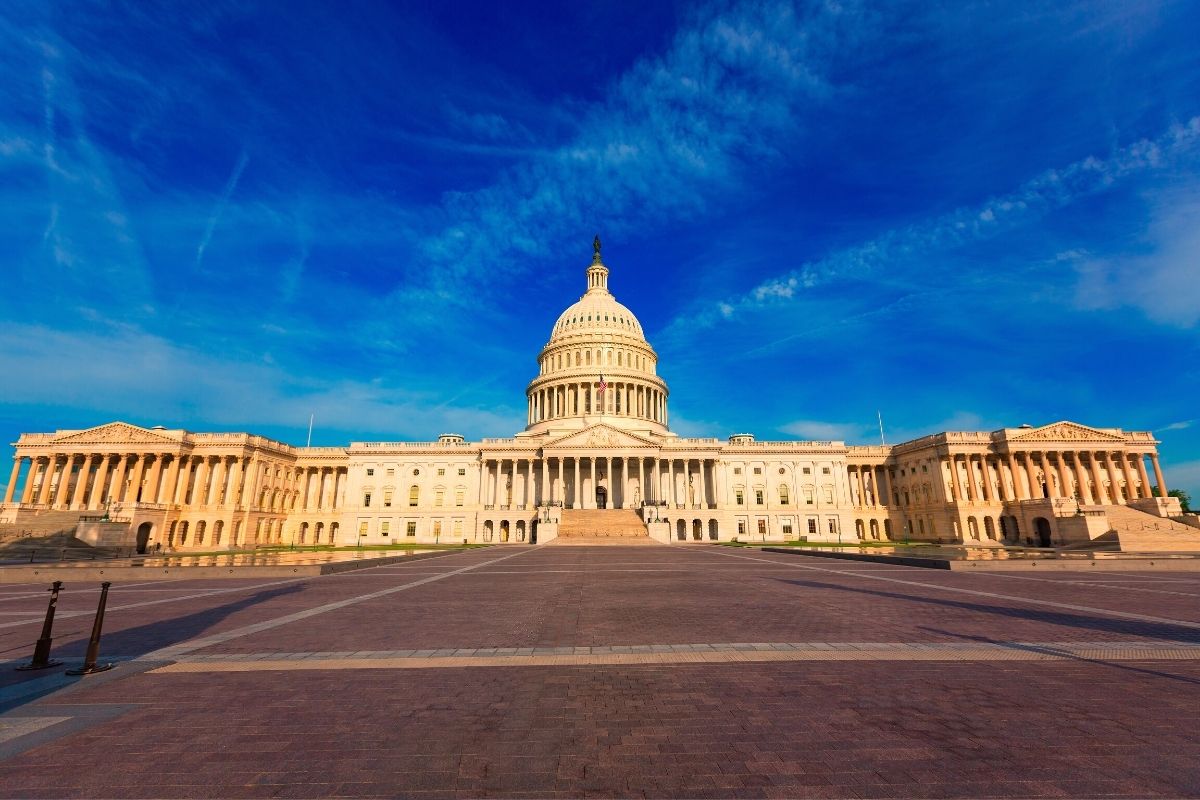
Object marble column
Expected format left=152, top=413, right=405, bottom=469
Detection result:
left=965, top=455, right=981, bottom=502
left=1004, top=454, right=1021, bottom=500
left=110, top=455, right=131, bottom=503
left=1135, top=454, right=1152, bottom=500
left=144, top=455, right=165, bottom=505
left=1151, top=454, right=1168, bottom=498
left=4, top=458, right=22, bottom=504
left=1072, top=453, right=1092, bottom=505
left=20, top=458, right=39, bottom=504
left=1025, top=452, right=1041, bottom=498
left=1088, top=452, right=1108, bottom=504
left=192, top=457, right=210, bottom=506
left=1054, top=452, right=1071, bottom=502
left=1102, top=452, right=1123, bottom=503
left=161, top=456, right=180, bottom=506
left=540, top=458, right=548, bottom=504
left=1118, top=454, right=1137, bottom=503
left=35, top=458, right=55, bottom=505
left=127, top=455, right=148, bottom=504
left=87, top=457, right=109, bottom=508
left=68, top=456, right=90, bottom=509
left=572, top=457, right=580, bottom=508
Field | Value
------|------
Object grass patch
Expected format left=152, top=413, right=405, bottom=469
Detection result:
left=146, top=543, right=488, bottom=558
left=721, top=540, right=936, bottom=549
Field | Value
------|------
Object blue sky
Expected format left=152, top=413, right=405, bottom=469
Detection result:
left=1, top=1, right=1199, bottom=498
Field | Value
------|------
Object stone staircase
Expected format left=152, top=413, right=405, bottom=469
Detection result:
left=551, top=508, right=657, bottom=546
left=0, top=509, right=84, bottom=542
left=1102, top=505, right=1200, bottom=552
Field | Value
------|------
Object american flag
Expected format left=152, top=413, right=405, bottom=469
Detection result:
left=597, top=374, right=607, bottom=394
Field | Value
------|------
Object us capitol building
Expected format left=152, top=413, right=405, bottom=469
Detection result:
left=3, top=240, right=1194, bottom=552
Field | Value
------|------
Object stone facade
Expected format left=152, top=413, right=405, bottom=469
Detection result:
left=1, top=243, right=1183, bottom=551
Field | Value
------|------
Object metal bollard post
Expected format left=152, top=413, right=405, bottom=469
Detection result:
left=16, top=581, right=64, bottom=671
left=66, top=582, right=114, bottom=676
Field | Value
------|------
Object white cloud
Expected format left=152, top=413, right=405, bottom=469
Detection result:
left=679, top=116, right=1200, bottom=334
left=779, top=419, right=868, bottom=441
left=1160, top=420, right=1195, bottom=432
left=0, top=324, right=525, bottom=442
left=195, top=149, right=250, bottom=268
left=1069, top=184, right=1200, bottom=327
left=406, top=0, right=870, bottom=296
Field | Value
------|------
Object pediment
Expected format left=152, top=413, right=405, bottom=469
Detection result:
left=1008, top=421, right=1124, bottom=443
left=544, top=423, right=661, bottom=450
left=51, top=422, right=182, bottom=446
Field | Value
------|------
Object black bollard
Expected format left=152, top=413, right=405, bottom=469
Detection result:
left=16, top=581, right=64, bottom=671
left=66, top=582, right=114, bottom=676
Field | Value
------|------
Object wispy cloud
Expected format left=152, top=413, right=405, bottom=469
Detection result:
left=403, top=0, right=870, bottom=298
left=779, top=419, right=870, bottom=441
left=672, top=116, right=1200, bottom=336
left=1160, top=420, right=1195, bottom=432
left=195, top=148, right=249, bottom=268
left=0, top=323, right=525, bottom=441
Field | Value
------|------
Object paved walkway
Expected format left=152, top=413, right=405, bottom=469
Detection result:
left=0, top=545, right=1197, bottom=798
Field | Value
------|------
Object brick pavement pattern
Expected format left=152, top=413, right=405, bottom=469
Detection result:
left=0, top=545, right=1197, bottom=798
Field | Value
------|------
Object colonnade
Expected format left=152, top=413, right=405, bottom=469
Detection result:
left=527, top=381, right=667, bottom=425
left=480, top=455, right=716, bottom=510
left=847, top=465, right=890, bottom=508
left=938, top=450, right=1165, bottom=505
left=4, top=453, right=347, bottom=514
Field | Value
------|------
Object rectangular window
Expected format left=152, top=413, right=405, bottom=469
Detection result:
left=433, top=521, right=442, bottom=537
left=756, top=519, right=766, bottom=534
left=435, top=490, right=444, bottom=507
left=737, top=520, right=746, bottom=535
left=827, top=518, right=838, bottom=534
left=753, top=467, right=762, bottom=475
left=381, top=521, right=390, bottom=536
left=823, top=488, right=834, bottom=503
left=453, top=519, right=463, bottom=537
left=457, top=468, right=466, bottom=476
left=804, top=488, right=814, bottom=505
left=409, top=486, right=418, bottom=507
left=383, top=490, right=392, bottom=507
left=803, top=467, right=811, bottom=474
left=363, top=493, right=371, bottom=507
left=358, top=521, right=368, bottom=536
left=755, top=489, right=764, bottom=505
left=807, top=518, right=818, bottom=534
left=733, top=467, right=742, bottom=475
left=366, top=468, right=374, bottom=476
left=782, top=519, right=793, bottom=535
left=455, top=489, right=464, bottom=507
left=406, top=521, right=417, bottom=537
left=735, top=490, right=744, bottom=506
left=386, top=468, right=394, bottom=477
left=822, top=467, right=831, bottom=475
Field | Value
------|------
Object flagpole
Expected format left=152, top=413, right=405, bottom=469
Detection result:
left=877, top=411, right=886, bottom=446
left=306, top=414, right=314, bottom=448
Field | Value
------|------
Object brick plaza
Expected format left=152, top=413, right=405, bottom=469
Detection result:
left=1, top=545, right=1198, bottom=798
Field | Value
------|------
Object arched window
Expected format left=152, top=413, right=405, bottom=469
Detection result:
left=607, top=350, right=613, bottom=365
left=617, top=351, right=623, bottom=366
left=575, top=351, right=581, bottom=366
left=586, top=351, right=592, bottom=365
left=409, top=485, right=419, bottom=507
left=778, top=485, right=790, bottom=505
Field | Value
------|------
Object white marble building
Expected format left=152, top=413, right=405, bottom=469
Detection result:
left=2, top=239, right=1191, bottom=551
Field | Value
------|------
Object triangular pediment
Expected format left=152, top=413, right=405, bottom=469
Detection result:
left=544, top=423, right=661, bottom=450
left=1008, top=421, right=1124, bottom=443
left=51, top=421, right=182, bottom=446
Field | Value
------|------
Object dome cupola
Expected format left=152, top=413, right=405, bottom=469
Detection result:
left=523, top=237, right=670, bottom=436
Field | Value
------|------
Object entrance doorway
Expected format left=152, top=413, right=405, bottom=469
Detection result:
left=1034, top=517, right=1052, bottom=548
left=596, top=486, right=608, bottom=509
left=135, top=522, right=152, bottom=554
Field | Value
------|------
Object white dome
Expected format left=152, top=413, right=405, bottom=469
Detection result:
left=550, top=292, right=645, bottom=343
